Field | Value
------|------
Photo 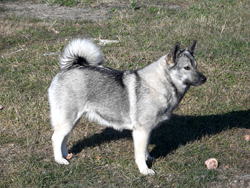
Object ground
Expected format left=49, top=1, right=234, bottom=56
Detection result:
left=0, top=1, right=109, bottom=21
left=0, top=0, right=249, bottom=187
left=0, top=1, right=183, bottom=21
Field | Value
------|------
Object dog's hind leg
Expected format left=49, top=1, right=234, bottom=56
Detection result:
left=52, top=124, right=72, bottom=165
left=133, top=128, right=155, bottom=175
left=51, top=115, right=81, bottom=165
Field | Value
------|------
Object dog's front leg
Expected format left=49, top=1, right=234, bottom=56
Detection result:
left=132, top=128, right=155, bottom=175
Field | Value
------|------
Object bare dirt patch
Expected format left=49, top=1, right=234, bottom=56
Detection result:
left=0, top=2, right=109, bottom=21
left=0, top=1, right=184, bottom=22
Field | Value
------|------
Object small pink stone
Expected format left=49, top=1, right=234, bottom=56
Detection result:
left=205, top=158, right=218, bottom=169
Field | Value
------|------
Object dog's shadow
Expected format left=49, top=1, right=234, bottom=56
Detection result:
left=69, top=110, right=250, bottom=158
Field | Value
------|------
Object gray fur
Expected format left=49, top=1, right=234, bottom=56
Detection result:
left=48, top=38, right=206, bottom=175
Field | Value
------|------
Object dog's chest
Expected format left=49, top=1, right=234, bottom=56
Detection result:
left=157, top=90, right=182, bottom=122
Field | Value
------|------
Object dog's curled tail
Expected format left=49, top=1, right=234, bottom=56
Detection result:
left=59, top=38, right=103, bottom=69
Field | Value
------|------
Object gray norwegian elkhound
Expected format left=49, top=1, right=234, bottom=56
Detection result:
left=48, top=38, right=206, bottom=175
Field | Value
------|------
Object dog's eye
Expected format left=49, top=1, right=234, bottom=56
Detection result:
left=184, top=66, right=191, bottom=70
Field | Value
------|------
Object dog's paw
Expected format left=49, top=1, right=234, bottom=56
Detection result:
left=140, top=168, right=155, bottom=176
left=55, top=158, right=69, bottom=165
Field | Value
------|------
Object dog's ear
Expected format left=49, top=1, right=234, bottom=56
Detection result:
left=166, top=42, right=180, bottom=66
left=186, top=40, right=197, bottom=56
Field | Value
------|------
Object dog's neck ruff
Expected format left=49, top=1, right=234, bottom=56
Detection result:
left=139, top=76, right=167, bottom=96
left=166, top=71, right=190, bottom=100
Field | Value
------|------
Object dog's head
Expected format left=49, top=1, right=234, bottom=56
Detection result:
left=166, top=40, right=206, bottom=86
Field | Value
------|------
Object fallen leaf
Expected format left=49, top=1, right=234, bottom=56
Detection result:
left=51, top=28, right=60, bottom=34
left=66, top=153, right=73, bottom=159
left=96, top=156, right=101, bottom=160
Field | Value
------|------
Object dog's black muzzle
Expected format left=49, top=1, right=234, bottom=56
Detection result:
left=190, top=72, right=207, bottom=86
left=201, top=75, right=207, bottom=84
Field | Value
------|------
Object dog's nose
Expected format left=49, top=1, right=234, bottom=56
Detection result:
left=201, top=76, right=207, bottom=83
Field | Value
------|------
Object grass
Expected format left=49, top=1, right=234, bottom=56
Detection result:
left=0, top=0, right=250, bottom=187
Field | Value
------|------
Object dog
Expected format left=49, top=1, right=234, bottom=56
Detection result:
left=48, top=38, right=206, bottom=175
